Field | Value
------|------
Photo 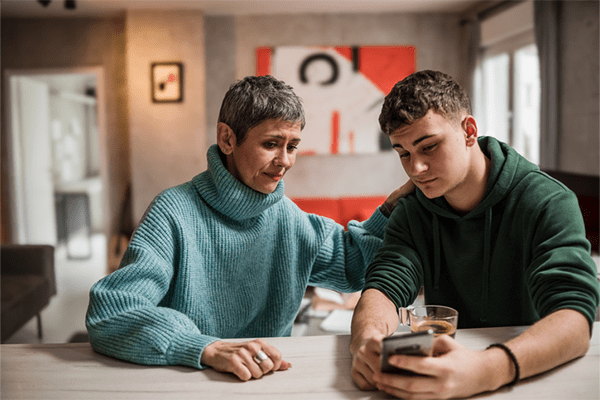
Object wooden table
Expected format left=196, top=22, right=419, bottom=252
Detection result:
left=2, top=323, right=598, bottom=399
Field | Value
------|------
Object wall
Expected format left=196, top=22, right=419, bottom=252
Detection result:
left=126, top=11, right=207, bottom=221
left=558, top=0, right=599, bottom=176
left=206, top=12, right=464, bottom=199
left=1, top=12, right=208, bottom=240
left=2, top=4, right=596, bottom=245
left=204, top=16, right=236, bottom=154
left=0, top=17, right=129, bottom=243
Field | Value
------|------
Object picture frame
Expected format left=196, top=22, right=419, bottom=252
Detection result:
left=151, top=62, right=183, bottom=103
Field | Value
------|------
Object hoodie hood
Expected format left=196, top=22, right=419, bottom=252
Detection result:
left=193, top=144, right=285, bottom=221
left=416, top=136, right=539, bottom=323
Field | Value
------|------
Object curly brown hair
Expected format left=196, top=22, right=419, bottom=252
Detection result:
left=379, top=70, right=472, bottom=136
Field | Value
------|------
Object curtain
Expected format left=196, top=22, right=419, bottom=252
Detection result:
left=534, top=0, right=560, bottom=170
left=461, top=17, right=481, bottom=107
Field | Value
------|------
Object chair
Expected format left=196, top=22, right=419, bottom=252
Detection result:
left=543, top=170, right=599, bottom=254
left=1, top=244, right=56, bottom=342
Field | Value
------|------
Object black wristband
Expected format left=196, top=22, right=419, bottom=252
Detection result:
left=486, top=343, right=520, bottom=387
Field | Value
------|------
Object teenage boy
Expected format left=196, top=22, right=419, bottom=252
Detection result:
left=350, top=70, right=599, bottom=399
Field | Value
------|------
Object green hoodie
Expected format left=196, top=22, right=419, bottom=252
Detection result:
left=365, top=136, right=599, bottom=329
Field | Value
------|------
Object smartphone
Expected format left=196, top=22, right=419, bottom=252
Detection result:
left=380, top=329, right=434, bottom=374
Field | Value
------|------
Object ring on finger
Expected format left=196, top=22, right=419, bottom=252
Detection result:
left=253, top=350, right=269, bottom=364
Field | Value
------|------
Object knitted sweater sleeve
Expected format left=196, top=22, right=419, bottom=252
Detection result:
left=86, top=194, right=218, bottom=370
left=306, top=206, right=389, bottom=293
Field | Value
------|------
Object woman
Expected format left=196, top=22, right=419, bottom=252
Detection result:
left=86, top=75, right=412, bottom=381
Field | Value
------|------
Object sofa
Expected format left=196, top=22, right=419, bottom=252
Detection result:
left=1, top=244, right=56, bottom=342
left=291, top=196, right=387, bottom=228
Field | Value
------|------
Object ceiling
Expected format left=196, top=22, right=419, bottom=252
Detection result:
left=1, top=0, right=484, bottom=18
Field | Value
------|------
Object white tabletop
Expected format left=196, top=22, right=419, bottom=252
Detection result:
left=2, top=323, right=598, bottom=399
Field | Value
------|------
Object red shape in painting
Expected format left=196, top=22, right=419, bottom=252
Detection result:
left=334, top=46, right=416, bottom=95
left=334, top=46, right=353, bottom=62
left=256, top=47, right=272, bottom=76
left=359, top=46, right=415, bottom=95
left=331, top=110, right=340, bottom=155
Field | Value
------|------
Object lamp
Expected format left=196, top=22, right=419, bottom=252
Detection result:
left=37, top=0, right=77, bottom=9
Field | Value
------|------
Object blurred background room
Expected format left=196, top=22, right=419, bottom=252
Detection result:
left=1, top=0, right=598, bottom=344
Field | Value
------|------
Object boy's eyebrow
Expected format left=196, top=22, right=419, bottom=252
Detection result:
left=393, top=134, right=436, bottom=150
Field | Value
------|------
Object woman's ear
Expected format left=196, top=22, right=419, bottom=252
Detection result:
left=217, top=122, right=236, bottom=155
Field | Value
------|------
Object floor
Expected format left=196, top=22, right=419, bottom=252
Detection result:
left=4, top=234, right=107, bottom=344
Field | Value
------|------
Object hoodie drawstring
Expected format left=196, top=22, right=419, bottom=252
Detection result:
left=433, top=214, right=440, bottom=290
left=480, top=207, right=492, bottom=322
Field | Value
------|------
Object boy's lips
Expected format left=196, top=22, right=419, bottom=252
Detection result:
left=416, top=178, right=437, bottom=185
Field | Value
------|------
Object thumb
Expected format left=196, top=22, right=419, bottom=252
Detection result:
left=278, top=360, right=292, bottom=370
left=432, top=334, right=456, bottom=357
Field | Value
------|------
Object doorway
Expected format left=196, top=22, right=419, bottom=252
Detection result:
left=4, top=67, right=109, bottom=269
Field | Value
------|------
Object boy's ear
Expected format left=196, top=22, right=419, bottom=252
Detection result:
left=462, top=116, right=478, bottom=146
left=217, top=122, right=236, bottom=155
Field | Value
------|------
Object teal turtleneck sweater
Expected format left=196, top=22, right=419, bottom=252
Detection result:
left=364, top=137, right=599, bottom=329
left=86, top=145, right=387, bottom=369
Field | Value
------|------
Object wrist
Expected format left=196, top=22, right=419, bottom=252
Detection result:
left=350, top=328, right=384, bottom=355
left=484, top=345, right=519, bottom=390
left=200, top=340, right=222, bottom=367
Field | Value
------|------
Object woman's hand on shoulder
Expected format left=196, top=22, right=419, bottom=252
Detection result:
left=383, top=180, right=416, bottom=216
left=201, top=339, right=291, bottom=381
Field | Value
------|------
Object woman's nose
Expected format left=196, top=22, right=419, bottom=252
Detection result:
left=274, top=149, right=292, bottom=168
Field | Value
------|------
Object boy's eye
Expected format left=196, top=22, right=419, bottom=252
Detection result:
left=423, top=143, right=437, bottom=152
left=265, top=142, right=277, bottom=148
left=399, top=152, right=410, bottom=159
left=287, top=145, right=298, bottom=152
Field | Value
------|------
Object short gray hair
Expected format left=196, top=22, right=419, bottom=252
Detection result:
left=218, top=75, right=305, bottom=144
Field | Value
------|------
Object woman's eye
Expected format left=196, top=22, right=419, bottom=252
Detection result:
left=287, top=145, right=298, bottom=152
left=399, top=152, right=410, bottom=159
left=264, top=142, right=277, bottom=148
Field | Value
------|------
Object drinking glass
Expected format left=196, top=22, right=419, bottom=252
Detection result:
left=400, top=305, right=459, bottom=338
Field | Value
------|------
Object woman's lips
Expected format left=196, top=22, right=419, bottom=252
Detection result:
left=265, top=172, right=284, bottom=181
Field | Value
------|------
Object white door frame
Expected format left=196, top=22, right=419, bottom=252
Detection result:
left=4, top=66, right=110, bottom=245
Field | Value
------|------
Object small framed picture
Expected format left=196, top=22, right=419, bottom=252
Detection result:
left=151, top=62, right=183, bottom=103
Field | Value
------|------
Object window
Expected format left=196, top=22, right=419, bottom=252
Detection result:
left=513, top=44, right=540, bottom=165
left=473, top=1, right=541, bottom=165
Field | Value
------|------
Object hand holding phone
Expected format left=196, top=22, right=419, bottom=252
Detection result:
left=380, top=329, right=434, bottom=374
